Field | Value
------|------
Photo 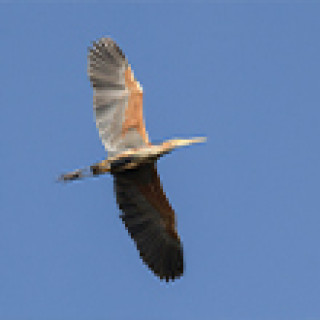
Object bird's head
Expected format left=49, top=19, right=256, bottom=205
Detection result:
left=166, top=137, right=207, bottom=149
left=157, top=137, right=206, bottom=156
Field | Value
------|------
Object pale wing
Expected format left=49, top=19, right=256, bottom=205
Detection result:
left=113, top=163, right=183, bottom=281
left=88, top=38, right=149, bottom=156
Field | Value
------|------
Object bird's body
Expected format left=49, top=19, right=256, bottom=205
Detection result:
left=60, top=38, right=206, bottom=281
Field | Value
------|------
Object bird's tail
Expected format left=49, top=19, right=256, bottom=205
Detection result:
left=57, top=159, right=111, bottom=182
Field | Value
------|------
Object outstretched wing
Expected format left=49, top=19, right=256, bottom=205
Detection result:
left=88, top=38, right=149, bottom=156
left=113, top=163, right=183, bottom=281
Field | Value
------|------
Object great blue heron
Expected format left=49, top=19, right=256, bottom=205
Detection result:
left=59, top=38, right=206, bottom=281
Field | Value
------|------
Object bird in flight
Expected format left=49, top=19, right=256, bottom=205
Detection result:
left=59, top=38, right=206, bottom=282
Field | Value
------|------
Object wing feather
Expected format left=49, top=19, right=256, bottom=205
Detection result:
left=113, top=163, right=183, bottom=281
left=88, top=38, right=149, bottom=156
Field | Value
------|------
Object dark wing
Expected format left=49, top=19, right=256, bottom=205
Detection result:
left=88, top=38, right=149, bottom=157
left=113, top=163, right=183, bottom=281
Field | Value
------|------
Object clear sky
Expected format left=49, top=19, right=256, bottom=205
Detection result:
left=1, top=3, right=320, bottom=320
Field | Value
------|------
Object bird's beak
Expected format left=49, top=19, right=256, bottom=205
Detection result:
left=169, top=137, right=207, bottom=148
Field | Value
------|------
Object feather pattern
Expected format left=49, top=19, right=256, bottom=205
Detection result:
left=113, top=163, right=184, bottom=281
left=88, top=38, right=149, bottom=156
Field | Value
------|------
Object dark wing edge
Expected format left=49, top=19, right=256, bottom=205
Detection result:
left=113, top=163, right=183, bottom=281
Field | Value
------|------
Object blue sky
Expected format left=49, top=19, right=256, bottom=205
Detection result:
left=1, top=3, right=320, bottom=320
